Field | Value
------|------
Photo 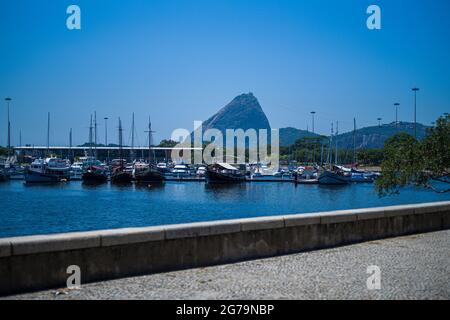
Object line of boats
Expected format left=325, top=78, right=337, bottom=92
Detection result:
left=0, top=157, right=379, bottom=186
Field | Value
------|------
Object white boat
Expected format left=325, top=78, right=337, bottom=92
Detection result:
left=196, top=166, right=207, bottom=177
left=70, top=162, right=83, bottom=181
left=25, top=158, right=71, bottom=183
left=350, top=172, right=374, bottom=183
left=172, top=164, right=190, bottom=177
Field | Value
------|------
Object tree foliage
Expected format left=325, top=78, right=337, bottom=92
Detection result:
left=376, top=114, right=450, bottom=195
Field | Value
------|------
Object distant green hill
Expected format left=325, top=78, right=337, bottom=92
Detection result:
left=279, top=127, right=323, bottom=146
left=280, top=122, right=429, bottom=149
left=334, top=122, right=429, bottom=150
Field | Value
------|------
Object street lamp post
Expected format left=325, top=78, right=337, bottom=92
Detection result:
left=310, top=111, right=316, bottom=134
left=104, top=117, right=109, bottom=164
left=394, top=103, right=400, bottom=129
left=377, top=118, right=382, bottom=127
left=5, top=98, right=12, bottom=155
left=412, top=87, right=420, bottom=139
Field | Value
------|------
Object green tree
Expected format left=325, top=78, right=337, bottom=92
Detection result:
left=376, top=114, right=450, bottom=195
left=157, top=139, right=178, bottom=148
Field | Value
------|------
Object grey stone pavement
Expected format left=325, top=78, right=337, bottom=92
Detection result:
left=4, top=230, right=450, bottom=300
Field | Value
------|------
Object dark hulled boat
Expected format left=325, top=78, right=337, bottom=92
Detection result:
left=111, top=118, right=133, bottom=184
left=111, top=168, right=132, bottom=184
left=134, top=165, right=165, bottom=183
left=205, top=163, right=246, bottom=184
left=82, top=165, right=108, bottom=184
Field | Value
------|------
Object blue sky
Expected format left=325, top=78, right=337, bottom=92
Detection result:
left=1, top=0, right=449, bottom=146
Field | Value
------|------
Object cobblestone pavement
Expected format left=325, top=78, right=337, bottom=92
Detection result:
left=4, top=230, right=450, bottom=300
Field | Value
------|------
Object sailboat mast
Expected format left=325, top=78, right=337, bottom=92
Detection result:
left=335, top=121, right=338, bottom=165
left=353, top=118, right=356, bottom=165
left=94, top=111, right=98, bottom=159
left=69, top=128, right=72, bottom=160
left=145, top=116, right=155, bottom=164
left=328, top=122, right=333, bottom=165
left=89, top=115, right=93, bottom=158
left=118, top=117, right=123, bottom=169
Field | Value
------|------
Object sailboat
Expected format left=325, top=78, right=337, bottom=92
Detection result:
left=134, top=116, right=165, bottom=183
left=82, top=115, right=108, bottom=184
left=318, top=122, right=350, bottom=185
left=111, top=117, right=132, bottom=184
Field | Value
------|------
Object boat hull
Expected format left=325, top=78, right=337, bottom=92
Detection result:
left=134, top=169, right=165, bottom=183
left=205, top=170, right=246, bottom=184
left=24, top=170, right=67, bottom=183
left=111, top=171, right=132, bottom=184
left=318, top=171, right=350, bottom=185
left=82, top=171, right=108, bottom=184
left=296, top=178, right=319, bottom=184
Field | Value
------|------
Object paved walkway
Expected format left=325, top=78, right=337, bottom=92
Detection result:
left=4, top=230, right=450, bottom=300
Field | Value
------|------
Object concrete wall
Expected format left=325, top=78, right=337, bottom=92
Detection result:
left=1, top=201, right=449, bottom=296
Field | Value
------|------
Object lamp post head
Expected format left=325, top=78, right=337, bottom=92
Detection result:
left=311, top=111, right=316, bottom=115
left=5, top=97, right=12, bottom=102
left=412, top=87, right=419, bottom=92
left=394, top=103, right=400, bottom=106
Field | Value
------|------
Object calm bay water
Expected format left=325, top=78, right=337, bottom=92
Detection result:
left=0, top=180, right=449, bottom=238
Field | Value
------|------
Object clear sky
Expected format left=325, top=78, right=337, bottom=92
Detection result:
left=1, top=0, right=449, bottom=146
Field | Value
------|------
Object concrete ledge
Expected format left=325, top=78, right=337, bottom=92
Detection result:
left=240, top=216, right=284, bottom=231
left=320, top=210, right=358, bottom=224
left=10, top=232, right=101, bottom=255
left=284, top=213, right=321, bottom=227
left=100, top=227, right=165, bottom=247
left=0, top=201, right=449, bottom=296
left=355, top=207, right=386, bottom=221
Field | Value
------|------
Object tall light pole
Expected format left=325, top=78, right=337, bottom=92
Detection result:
left=5, top=98, right=12, bottom=154
left=394, top=103, right=400, bottom=127
left=310, top=111, right=316, bottom=134
left=377, top=117, right=382, bottom=127
left=104, top=117, right=109, bottom=164
left=412, top=87, right=419, bottom=139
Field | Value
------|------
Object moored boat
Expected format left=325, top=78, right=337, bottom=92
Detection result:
left=110, top=118, right=132, bottom=184
left=70, top=162, right=83, bottom=181
left=205, top=163, right=246, bottom=184
left=25, top=158, right=71, bottom=183
left=111, top=167, right=132, bottom=184
left=134, top=164, right=164, bottom=183
left=318, top=165, right=351, bottom=185
left=82, top=165, right=108, bottom=184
